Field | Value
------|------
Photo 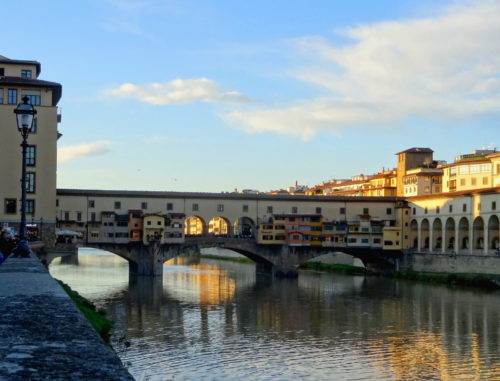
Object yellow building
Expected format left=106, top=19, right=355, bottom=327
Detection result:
left=0, top=56, right=62, bottom=241
left=403, top=168, right=443, bottom=197
left=143, top=214, right=165, bottom=244
left=442, top=150, right=495, bottom=193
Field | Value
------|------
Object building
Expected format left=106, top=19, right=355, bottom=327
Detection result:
left=0, top=56, right=62, bottom=240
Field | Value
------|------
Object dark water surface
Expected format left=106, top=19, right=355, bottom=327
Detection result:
left=49, top=249, right=500, bottom=380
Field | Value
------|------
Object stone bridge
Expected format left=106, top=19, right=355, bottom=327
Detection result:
left=81, top=237, right=402, bottom=277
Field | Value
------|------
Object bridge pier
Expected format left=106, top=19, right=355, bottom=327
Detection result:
left=129, top=242, right=165, bottom=277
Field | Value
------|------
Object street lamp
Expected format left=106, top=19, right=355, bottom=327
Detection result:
left=14, top=96, right=37, bottom=241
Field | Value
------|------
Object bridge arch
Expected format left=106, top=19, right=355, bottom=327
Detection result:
left=488, top=215, right=499, bottom=250
left=420, top=218, right=430, bottom=251
left=233, top=217, right=256, bottom=237
left=432, top=218, right=442, bottom=251
left=472, top=217, right=484, bottom=250
left=208, top=216, right=231, bottom=236
left=444, top=217, right=455, bottom=252
left=410, top=219, right=418, bottom=249
left=458, top=217, right=469, bottom=251
left=185, top=216, right=206, bottom=236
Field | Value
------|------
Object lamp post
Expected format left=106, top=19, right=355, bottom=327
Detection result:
left=14, top=96, right=37, bottom=241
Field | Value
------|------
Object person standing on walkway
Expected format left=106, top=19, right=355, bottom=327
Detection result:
left=0, top=231, right=16, bottom=264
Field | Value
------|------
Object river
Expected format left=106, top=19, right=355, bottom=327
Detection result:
left=49, top=249, right=499, bottom=381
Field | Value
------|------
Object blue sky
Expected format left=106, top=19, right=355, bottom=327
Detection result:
left=3, top=0, right=499, bottom=192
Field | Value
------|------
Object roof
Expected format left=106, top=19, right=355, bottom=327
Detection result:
left=0, top=57, right=41, bottom=76
left=57, top=188, right=404, bottom=203
left=0, top=77, right=62, bottom=105
left=406, top=186, right=500, bottom=200
left=396, top=147, right=433, bottom=155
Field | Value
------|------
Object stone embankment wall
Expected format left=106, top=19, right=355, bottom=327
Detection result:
left=402, top=252, right=500, bottom=275
left=0, top=256, right=133, bottom=380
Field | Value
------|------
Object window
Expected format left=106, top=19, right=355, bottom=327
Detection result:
left=4, top=199, right=16, bottom=214
left=21, top=70, right=32, bottom=79
left=25, top=145, right=36, bottom=166
left=217, top=204, right=224, bottom=212
left=480, top=163, right=491, bottom=173
left=91, top=212, right=96, bottom=222
left=26, top=172, right=35, bottom=193
left=89, top=200, right=95, bottom=208
left=0, top=89, right=3, bottom=104
left=157, top=221, right=162, bottom=225
left=141, top=202, right=148, bottom=210
left=0, top=68, right=3, bottom=76
left=8, top=89, right=17, bottom=104
left=449, top=205, right=453, bottom=213
left=493, top=201, right=497, bottom=211
left=114, top=201, right=121, bottom=209
left=315, top=207, right=322, bottom=214
left=462, top=203, right=466, bottom=212
left=363, top=208, right=369, bottom=215
left=470, top=165, right=479, bottom=174
left=147, top=221, right=151, bottom=226
left=386, top=208, right=392, bottom=215
left=192, top=203, right=199, bottom=211
left=471, top=177, right=476, bottom=186
left=460, top=179, right=466, bottom=186
left=56, top=199, right=59, bottom=207
left=64, top=211, right=70, bottom=220
left=77, top=212, right=82, bottom=221
left=436, top=206, right=440, bottom=214
left=243, top=205, right=249, bottom=213
left=167, top=202, right=173, bottom=211
left=340, top=207, right=346, bottom=215
left=483, top=177, right=489, bottom=185
left=267, top=206, right=273, bottom=214
left=21, top=90, right=41, bottom=105
left=26, top=200, right=35, bottom=215
left=373, top=238, right=381, bottom=244
left=424, top=207, right=428, bottom=214
left=412, top=207, right=416, bottom=215
left=291, top=206, right=298, bottom=214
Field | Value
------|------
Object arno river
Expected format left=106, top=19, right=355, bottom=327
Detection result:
left=50, top=249, right=499, bottom=380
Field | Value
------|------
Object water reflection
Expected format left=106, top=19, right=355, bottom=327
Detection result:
left=50, top=250, right=499, bottom=380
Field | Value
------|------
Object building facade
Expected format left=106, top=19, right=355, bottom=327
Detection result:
left=0, top=56, right=62, bottom=240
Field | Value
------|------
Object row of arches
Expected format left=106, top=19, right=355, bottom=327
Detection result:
left=184, top=216, right=255, bottom=237
left=410, top=215, right=499, bottom=253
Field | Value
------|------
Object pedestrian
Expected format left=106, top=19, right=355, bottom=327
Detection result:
left=0, top=231, right=16, bottom=263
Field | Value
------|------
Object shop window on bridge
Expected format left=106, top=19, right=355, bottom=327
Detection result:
left=141, top=202, right=148, bottom=210
left=384, top=240, right=393, bottom=246
left=167, top=203, right=173, bottom=211
left=243, top=205, right=248, bottom=212
left=340, top=207, right=346, bottom=214
left=192, top=203, right=199, bottom=211
left=217, top=204, right=224, bottom=212
left=114, top=201, right=121, bottom=209
left=267, top=206, right=273, bottom=214
left=373, top=238, right=381, bottom=244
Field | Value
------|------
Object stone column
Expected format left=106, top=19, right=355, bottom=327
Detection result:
left=484, top=223, right=489, bottom=255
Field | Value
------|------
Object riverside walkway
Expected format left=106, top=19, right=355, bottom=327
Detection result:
left=0, top=256, right=133, bottom=380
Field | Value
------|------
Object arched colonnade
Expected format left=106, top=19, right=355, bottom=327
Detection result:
left=409, top=215, right=499, bottom=254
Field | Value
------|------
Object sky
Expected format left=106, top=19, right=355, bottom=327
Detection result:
left=2, top=0, right=499, bottom=192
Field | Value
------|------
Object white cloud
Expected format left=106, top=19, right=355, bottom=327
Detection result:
left=58, top=141, right=115, bottom=163
left=107, top=78, right=252, bottom=105
left=226, top=1, right=500, bottom=139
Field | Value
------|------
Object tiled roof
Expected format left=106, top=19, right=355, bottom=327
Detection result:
left=396, top=147, right=433, bottom=155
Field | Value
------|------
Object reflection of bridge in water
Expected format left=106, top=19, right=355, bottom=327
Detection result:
left=80, top=236, right=402, bottom=278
